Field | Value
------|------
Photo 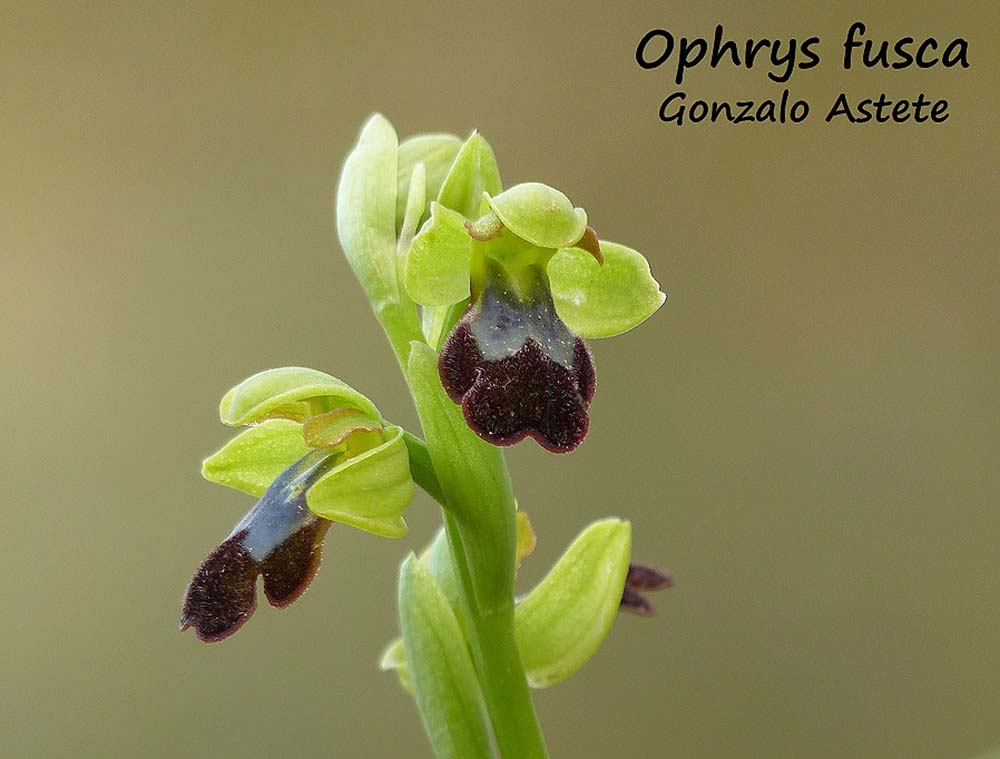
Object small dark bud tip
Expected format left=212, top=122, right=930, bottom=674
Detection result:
left=626, top=562, right=675, bottom=591
left=620, top=586, right=656, bottom=616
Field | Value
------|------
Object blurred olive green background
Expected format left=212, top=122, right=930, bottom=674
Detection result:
left=2, top=1, right=997, bottom=757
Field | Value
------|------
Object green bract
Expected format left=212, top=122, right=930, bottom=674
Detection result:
left=407, top=341, right=516, bottom=614
left=381, top=517, right=630, bottom=693
left=337, top=115, right=401, bottom=311
left=399, top=554, right=493, bottom=759
left=219, top=366, right=380, bottom=426
left=515, top=519, right=631, bottom=688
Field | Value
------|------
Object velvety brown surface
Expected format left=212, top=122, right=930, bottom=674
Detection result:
left=180, top=531, right=258, bottom=643
left=440, top=318, right=595, bottom=452
left=4, top=1, right=997, bottom=757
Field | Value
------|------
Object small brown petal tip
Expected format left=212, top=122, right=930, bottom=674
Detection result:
left=464, top=215, right=503, bottom=241
left=619, top=562, right=673, bottom=617
left=620, top=586, right=656, bottom=617
left=575, top=225, right=603, bottom=265
left=627, top=562, right=675, bottom=591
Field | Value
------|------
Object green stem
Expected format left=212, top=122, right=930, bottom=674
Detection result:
left=395, top=350, right=549, bottom=759
left=441, top=510, right=549, bottom=759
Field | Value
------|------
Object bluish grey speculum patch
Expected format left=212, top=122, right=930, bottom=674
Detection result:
left=439, top=263, right=596, bottom=453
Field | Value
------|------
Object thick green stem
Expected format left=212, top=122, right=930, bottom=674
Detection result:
left=441, top=510, right=549, bottom=759
left=400, top=344, right=550, bottom=759
left=339, top=114, right=547, bottom=757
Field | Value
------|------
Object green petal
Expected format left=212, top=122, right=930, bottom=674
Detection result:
left=219, top=367, right=380, bottom=426
left=306, top=425, right=413, bottom=538
left=201, top=419, right=310, bottom=497
left=486, top=183, right=588, bottom=249
left=396, top=133, right=461, bottom=232
left=404, top=202, right=473, bottom=306
left=399, top=554, right=492, bottom=759
left=437, top=132, right=503, bottom=219
left=336, top=113, right=400, bottom=309
left=515, top=518, right=631, bottom=688
left=301, top=408, right=381, bottom=449
left=548, top=241, right=666, bottom=339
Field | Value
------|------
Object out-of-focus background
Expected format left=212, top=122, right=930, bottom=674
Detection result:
left=2, top=1, right=997, bottom=757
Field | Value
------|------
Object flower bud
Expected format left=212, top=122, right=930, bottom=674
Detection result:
left=514, top=518, right=631, bottom=688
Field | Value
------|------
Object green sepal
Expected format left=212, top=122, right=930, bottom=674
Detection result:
left=305, top=425, right=413, bottom=538
left=405, top=202, right=473, bottom=306
left=398, top=554, right=492, bottom=759
left=548, top=240, right=666, bottom=339
left=219, top=366, right=380, bottom=426
left=201, top=418, right=311, bottom=497
left=437, top=132, right=502, bottom=219
left=301, top=408, right=381, bottom=450
left=336, top=113, right=400, bottom=309
left=486, top=183, right=588, bottom=249
left=515, top=518, right=631, bottom=688
left=396, top=133, right=461, bottom=232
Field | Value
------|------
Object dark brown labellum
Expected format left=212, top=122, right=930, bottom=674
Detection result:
left=439, top=265, right=596, bottom=453
left=180, top=451, right=335, bottom=642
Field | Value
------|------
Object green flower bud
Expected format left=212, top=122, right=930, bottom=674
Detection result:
left=515, top=518, right=631, bottom=688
